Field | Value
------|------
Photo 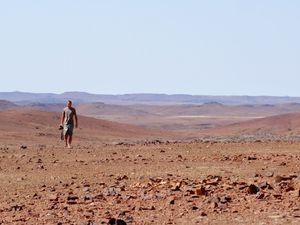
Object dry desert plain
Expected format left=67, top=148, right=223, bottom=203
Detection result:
left=0, top=103, right=300, bottom=224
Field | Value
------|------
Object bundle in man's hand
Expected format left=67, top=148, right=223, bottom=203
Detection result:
left=59, top=125, right=64, bottom=140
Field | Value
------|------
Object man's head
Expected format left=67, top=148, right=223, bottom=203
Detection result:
left=67, top=100, right=72, bottom=108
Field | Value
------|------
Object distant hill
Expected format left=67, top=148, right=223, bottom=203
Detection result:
left=2, top=91, right=300, bottom=105
left=130, top=103, right=300, bottom=117
left=0, top=100, right=18, bottom=111
left=76, top=102, right=155, bottom=117
left=202, top=112, right=300, bottom=136
left=0, top=108, right=167, bottom=142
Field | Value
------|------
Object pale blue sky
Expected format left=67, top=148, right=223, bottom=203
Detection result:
left=0, top=1, right=299, bottom=96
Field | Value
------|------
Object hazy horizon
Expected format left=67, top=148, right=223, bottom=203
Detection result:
left=1, top=1, right=299, bottom=96
left=1, top=90, right=300, bottom=98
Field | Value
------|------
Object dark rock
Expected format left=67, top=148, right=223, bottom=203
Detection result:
left=273, top=193, right=282, bottom=199
left=108, top=218, right=116, bottom=224
left=247, top=156, right=257, bottom=160
left=200, top=211, right=207, bottom=216
left=196, top=186, right=206, bottom=196
left=116, top=219, right=127, bottom=225
left=248, top=184, right=259, bottom=194
left=20, top=145, right=27, bottom=150
left=84, top=195, right=93, bottom=202
left=67, top=195, right=78, bottom=204
left=192, top=206, right=199, bottom=210
left=275, top=175, right=284, bottom=183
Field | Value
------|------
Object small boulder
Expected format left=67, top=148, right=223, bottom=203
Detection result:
left=256, top=192, right=265, bottom=199
left=48, top=194, right=58, bottom=201
left=258, top=181, right=272, bottom=190
left=116, top=219, right=127, bottom=225
left=220, top=196, right=231, bottom=204
left=275, top=175, right=284, bottom=183
left=248, top=184, right=259, bottom=194
left=196, top=186, right=206, bottom=196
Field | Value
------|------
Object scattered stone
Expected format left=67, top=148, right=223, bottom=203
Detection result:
left=207, top=197, right=220, bottom=205
left=186, top=189, right=195, bottom=195
left=67, top=195, right=78, bottom=204
left=258, top=181, right=272, bottom=190
left=209, top=202, right=218, bottom=209
left=196, top=186, right=206, bottom=196
left=17, top=177, right=25, bottom=182
left=11, top=204, right=24, bottom=211
left=248, top=184, right=259, bottom=194
left=191, top=206, right=198, bottom=210
left=48, top=194, right=58, bottom=201
left=200, top=211, right=207, bottom=216
left=83, top=187, right=90, bottom=192
left=256, top=192, right=265, bottom=199
left=116, top=175, right=128, bottom=181
left=108, top=218, right=116, bottom=224
left=273, top=193, right=282, bottom=199
left=265, top=171, right=274, bottom=177
left=275, top=175, right=284, bottom=183
left=116, top=219, right=127, bottom=225
left=171, top=182, right=182, bottom=191
left=108, top=218, right=127, bottom=225
left=293, top=213, right=300, bottom=218
left=220, top=196, right=231, bottom=204
left=103, top=187, right=120, bottom=196
left=247, top=155, right=257, bottom=160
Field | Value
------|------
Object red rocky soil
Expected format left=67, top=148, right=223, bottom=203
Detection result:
left=0, top=141, right=299, bottom=224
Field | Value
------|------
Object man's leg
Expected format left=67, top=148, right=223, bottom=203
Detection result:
left=67, top=135, right=73, bottom=148
left=64, top=134, right=68, bottom=147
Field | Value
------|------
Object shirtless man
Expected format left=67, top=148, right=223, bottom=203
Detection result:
left=60, top=100, right=78, bottom=148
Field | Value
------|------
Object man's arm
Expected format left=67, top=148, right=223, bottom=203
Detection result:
left=60, top=111, right=65, bottom=126
left=74, top=109, right=78, bottom=128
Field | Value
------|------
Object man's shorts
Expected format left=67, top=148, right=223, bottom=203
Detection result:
left=63, top=124, right=74, bottom=136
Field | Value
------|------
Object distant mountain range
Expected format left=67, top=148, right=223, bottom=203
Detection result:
left=1, top=91, right=300, bottom=105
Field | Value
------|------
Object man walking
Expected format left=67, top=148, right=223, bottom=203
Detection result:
left=60, top=100, right=78, bottom=148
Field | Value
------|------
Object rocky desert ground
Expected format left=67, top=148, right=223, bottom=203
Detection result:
left=1, top=140, right=299, bottom=225
left=0, top=98, right=300, bottom=224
